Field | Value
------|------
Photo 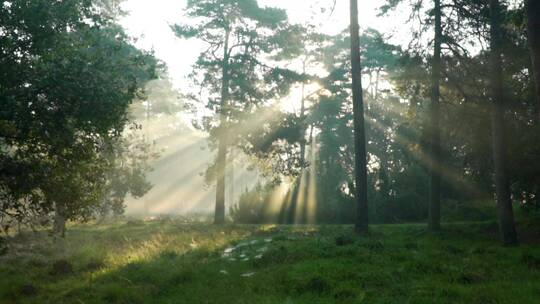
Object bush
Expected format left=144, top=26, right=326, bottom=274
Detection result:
left=442, top=200, right=496, bottom=222
left=0, top=236, right=7, bottom=256
left=230, top=183, right=278, bottom=224
left=231, top=172, right=500, bottom=225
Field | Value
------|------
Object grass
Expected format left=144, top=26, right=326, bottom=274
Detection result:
left=1, top=219, right=539, bottom=303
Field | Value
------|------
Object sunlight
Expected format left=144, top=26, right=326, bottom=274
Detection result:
left=120, top=0, right=411, bottom=91
left=124, top=130, right=212, bottom=215
left=293, top=170, right=308, bottom=224
left=305, top=140, right=318, bottom=224
left=3, top=0, right=534, bottom=301
left=265, top=181, right=291, bottom=221
left=290, top=138, right=318, bottom=224
left=279, top=83, right=323, bottom=115
left=364, top=111, right=487, bottom=198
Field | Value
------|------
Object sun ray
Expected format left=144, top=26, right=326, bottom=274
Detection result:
left=260, top=180, right=290, bottom=223
left=364, top=112, right=487, bottom=198
left=305, top=139, right=318, bottom=224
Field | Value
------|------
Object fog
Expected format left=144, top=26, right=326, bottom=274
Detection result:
left=124, top=79, right=260, bottom=216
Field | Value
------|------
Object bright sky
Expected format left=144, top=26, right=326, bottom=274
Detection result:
left=119, top=0, right=409, bottom=91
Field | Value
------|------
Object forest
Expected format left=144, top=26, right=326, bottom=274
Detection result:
left=1, top=0, right=540, bottom=303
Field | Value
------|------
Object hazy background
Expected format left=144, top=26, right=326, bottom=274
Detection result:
left=119, top=0, right=409, bottom=216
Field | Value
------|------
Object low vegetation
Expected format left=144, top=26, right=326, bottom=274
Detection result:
left=1, top=219, right=539, bottom=303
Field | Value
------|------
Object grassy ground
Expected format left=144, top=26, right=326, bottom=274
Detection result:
left=1, top=219, right=540, bottom=303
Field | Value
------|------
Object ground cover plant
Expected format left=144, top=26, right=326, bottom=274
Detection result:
left=1, top=218, right=539, bottom=303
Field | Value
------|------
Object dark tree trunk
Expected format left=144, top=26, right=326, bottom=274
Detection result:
left=428, top=0, right=442, bottom=231
left=409, top=83, right=420, bottom=118
left=214, top=29, right=231, bottom=225
left=489, top=0, right=518, bottom=245
left=350, top=0, right=369, bottom=234
left=526, top=0, right=540, bottom=117
left=53, top=202, right=66, bottom=238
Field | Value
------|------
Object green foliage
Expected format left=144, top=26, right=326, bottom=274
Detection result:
left=173, top=0, right=305, bottom=184
left=93, top=130, right=158, bottom=218
left=441, top=200, right=498, bottom=222
left=0, top=0, right=158, bottom=231
left=230, top=183, right=278, bottom=223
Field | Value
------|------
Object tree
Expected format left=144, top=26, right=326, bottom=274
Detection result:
left=271, top=24, right=326, bottom=224
left=379, top=0, right=496, bottom=228
left=0, top=0, right=158, bottom=235
left=314, top=28, right=402, bottom=224
left=526, top=0, right=540, bottom=115
left=173, top=0, right=299, bottom=224
left=428, top=0, right=443, bottom=231
left=228, top=26, right=419, bottom=225
left=488, top=0, right=518, bottom=245
left=349, top=0, right=369, bottom=233
left=95, top=131, right=157, bottom=219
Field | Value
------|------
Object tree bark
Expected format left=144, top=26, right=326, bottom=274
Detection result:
left=374, top=68, right=381, bottom=100
left=350, top=0, right=369, bottom=233
left=228, top=148, right=234, bottom=209
left=526, top=0, right=540, bottom=117
left=214, top=29, right=231, bottom=225
left=409, top=83, right=420, bottom=118
left=428, top=0, right=442, bottom=231
left=489, top=0, right=518, bottom=245
left=53, top=202, right=66, bottom=238
left=288, top=60, right=309, bottom=224
left=299, top=62, right=307, bottom=168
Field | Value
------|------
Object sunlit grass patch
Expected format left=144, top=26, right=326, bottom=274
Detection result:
left=0, top=220, right=539, bottom=303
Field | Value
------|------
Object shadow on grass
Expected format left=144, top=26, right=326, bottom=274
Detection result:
left=59, top=224, right=331, bottom=304
left=3, top=221, right=540, bottom=304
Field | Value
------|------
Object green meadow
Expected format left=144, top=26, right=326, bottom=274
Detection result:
left=1, top=219, right=539, bottom=304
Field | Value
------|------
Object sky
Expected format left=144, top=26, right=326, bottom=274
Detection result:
left=119, top=0, right=409, bottom=90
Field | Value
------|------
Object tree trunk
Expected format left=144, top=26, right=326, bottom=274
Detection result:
left=299, top=69, right=307, bottom=168
left=350, top=0, right=369, bottom=234
left=228, top=148, right=235, bottom=208
left=288, top=60, right=308, bottom=224
left=53, top=202, right=66, bottom=238
left=144, top=98, right=151, bottom=215
left=526, top=0, right=540, bottom=117
left=368, top=70, right=374, bottom=99
left=489, top=0, right=518, bottom=245
left=374, top=68, right=381, bottom=100
left=408, top=83, right=420, bottom=118
left=214, top=29, right=231, bottom=225
left=428, top=0, right=443, bottom=231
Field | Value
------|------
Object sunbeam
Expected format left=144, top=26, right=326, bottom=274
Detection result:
left=364, top=111, right=487, bottom=198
